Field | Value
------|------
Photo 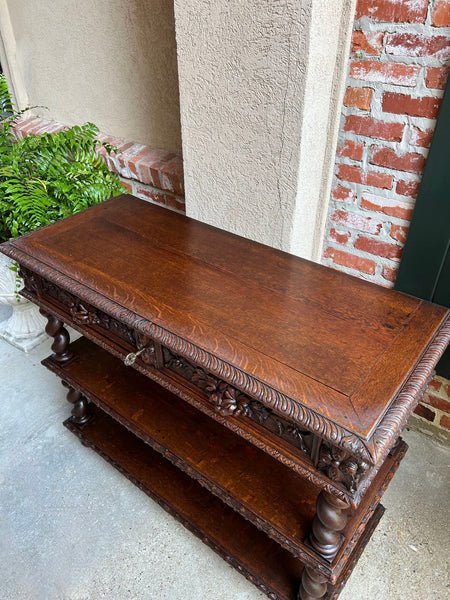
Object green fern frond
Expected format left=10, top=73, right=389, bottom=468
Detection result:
left=0, top=76, right=126, bottom=242
left=0, top=74, right=13, bottom=115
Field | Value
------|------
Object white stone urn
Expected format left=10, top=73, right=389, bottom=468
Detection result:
left=0, top=252, right=48, bottom=351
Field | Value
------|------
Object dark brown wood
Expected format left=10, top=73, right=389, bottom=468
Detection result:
left=299, top=567, right=328, bottom=600
left=65, top=406, right=305, bottom=600
left=40, top=310, right=73, bottom=363
left=327, top=505, right=385, bottom=600
left=308, top=493, right=350, bottom=561
left=32, top=274, right=358, bottom=505
left=21, top=263, right=449, bottom=503
left=45, top=340, right=319, bottom=564
left=1, top=194, right=449, bottom=600
left=65, top=384, right=91, bottom=425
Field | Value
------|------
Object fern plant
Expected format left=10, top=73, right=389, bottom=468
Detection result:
left=0, top=74, right=13, bottom=118
left=0, top=74, right=125, bottom=242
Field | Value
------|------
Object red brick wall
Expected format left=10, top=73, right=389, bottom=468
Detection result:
left=322, top=0, right=450, bottom=439
left=13, top=118, right=185, bottom=213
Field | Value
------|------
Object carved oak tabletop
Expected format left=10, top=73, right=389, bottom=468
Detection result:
left=2, top=194, right=449, bottom=600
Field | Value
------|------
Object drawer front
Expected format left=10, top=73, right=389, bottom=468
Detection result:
left=20, top=266, right=160, bottom=368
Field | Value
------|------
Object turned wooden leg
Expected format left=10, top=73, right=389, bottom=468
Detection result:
left=298, top=491, right=350, bottom=600
left=309, top=491, right=349, bottom=560
left=66, top=385, right=91, bottom=425
left=40, top=310, right=73, bottom=363
left=298, top=567, right=328, bottom=600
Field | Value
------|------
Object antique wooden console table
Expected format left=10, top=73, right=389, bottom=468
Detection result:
left=2, top=194, right=449, bottom=599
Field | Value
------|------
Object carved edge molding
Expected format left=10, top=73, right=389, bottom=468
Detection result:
left=366, top=318, right=450, bottom=466
left=4, top=244, right=450, bottom=467
left=5, top=246, right=373, bottom=464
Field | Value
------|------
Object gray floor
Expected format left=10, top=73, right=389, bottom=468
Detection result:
left=1, top=321, right=449, bottom=600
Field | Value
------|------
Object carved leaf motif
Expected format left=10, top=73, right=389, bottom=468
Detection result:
left=132, top=334, right=156, bottom=365
left=211, top=383, right=251, bottom=417
left=247, top=402, right=271, bottom=425
left=318, top=444, right=369, bottom=492
left=165, top=349, right=220, bottom=393
left=69, top=302, right=101, bottom=325
left=19, top=268, right=38, bottom=294
left=168, top=356, right=186, bottom=371
left=191, top=368, right=218, bottom=392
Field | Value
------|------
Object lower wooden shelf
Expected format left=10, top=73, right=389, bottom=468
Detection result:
left=65, top=407, right=385, bottom=600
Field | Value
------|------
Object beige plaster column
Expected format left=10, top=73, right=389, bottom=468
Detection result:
left=174, top=0, right=356, bottom=261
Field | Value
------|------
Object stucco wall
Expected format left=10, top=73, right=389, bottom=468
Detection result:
left=175, top=1, right=304, bottom=251
left=2, top=0, right=182, bottom=153
left=175, top=0, right=356, bottom=259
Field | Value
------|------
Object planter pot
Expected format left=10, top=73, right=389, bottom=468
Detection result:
left=0, top=253, right=48, bottom=351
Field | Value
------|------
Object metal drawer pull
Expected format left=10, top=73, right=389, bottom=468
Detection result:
left=124, top=347, right=147, bottom=366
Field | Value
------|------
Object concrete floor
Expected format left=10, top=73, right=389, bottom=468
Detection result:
left=1, top=312, right=449, bottom=600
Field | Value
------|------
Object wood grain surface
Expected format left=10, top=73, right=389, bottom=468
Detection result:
left=2, top=195, right=449, bottom=440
